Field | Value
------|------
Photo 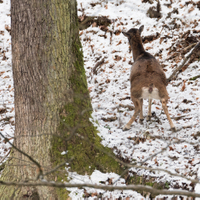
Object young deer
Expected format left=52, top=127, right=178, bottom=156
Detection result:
left=122, top=25, right=175, bottom=131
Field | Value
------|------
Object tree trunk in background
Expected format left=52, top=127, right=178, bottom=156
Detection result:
left=0, top=0, right=121, bottom=199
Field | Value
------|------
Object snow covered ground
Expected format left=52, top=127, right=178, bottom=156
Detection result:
left=0, top=0, right=14, bottom=165
left=1, top=0, right=200, bottom=199
left=76, top=0, right=200, bottom=198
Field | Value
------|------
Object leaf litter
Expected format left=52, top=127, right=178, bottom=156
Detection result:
left=75, top=0, right=200, bottom=198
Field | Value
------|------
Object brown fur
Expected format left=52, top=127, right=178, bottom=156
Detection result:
left=122, top=25, right=175, bottom=131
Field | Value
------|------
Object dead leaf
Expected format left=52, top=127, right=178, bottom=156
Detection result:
left=181, top=80, right=186, bottom=91
left=101, top=116, right=117, bottom=122
left=5, top=25, right=11, bottom=33
left=108, top=178, right=113, bottom=185
left=92, top=22, right=97, bottom=27
left=91, top=192, right=98, bottom=197
left=169, top=146, right=174, bottom=151
left=123, top=57, right=126, bottom=62
left=100, top=25, right=108, bottom=32
left=128, top=60, right=133, bottom=65
left=188, top=6, right=195, bottom=13
left=0, top=71, right=5, bottom=75
left=88, top=87, right=93, bottom=92
left=114, top=55, right=122, bottom=61
left=192, top=88, right=198, bottom=91
left=84, top=189, right=90, bottom=197
left=111, top=50, right=121, bottom=53
left=159, top=37, right=164, bottom=44
left=114, top=29, right=121, bottom=35
left=116, top=40, right=122, bottom=46
left=2, top=53, right=8, bottom=60
left=0, top=108, right=6, bottom=114
left=146, top=46, right=152, bottom=50
left=3, top=137, right=13, bottom=144
left=154, top=158, right=159, bottom=166
left=106, top=79, right=110, bottom=83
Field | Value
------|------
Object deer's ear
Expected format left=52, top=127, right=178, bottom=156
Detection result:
left=139, top=25, right=144, bottom=35
left=122, top=31, right=130, bottom=37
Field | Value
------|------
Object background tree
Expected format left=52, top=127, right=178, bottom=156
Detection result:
left=0, top=0, right=121, bottom=198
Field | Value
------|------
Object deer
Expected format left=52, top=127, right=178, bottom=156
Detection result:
left=122, top=25, right=175, bottom=132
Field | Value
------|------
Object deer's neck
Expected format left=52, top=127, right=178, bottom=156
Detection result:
left=131, top=42, right=145, bottom=61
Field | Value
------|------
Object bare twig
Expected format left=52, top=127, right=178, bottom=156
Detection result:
left=93, top=58, right=105, bottom=75
left=0, top=181, right=200, bottom=197
left=167, top=42, right=200, bottom=82
left=189, top=74, right=200, bottom=80
left=119, top=103, right=134, bottom=111
left=0, top=132, right=43, bottom=180
left=43, top=160, right=73, bottom=177
left=183, top=42, right=197, bottom=53
left=0, top=149, right=11, bottom=163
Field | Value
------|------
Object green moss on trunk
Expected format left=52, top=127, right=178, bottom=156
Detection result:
left=50, top=3, right=122, bottom=177
left=51, top=36, right=122, bottom=174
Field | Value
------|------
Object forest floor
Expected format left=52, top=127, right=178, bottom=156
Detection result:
left=0, top=0, right=200, bottom=199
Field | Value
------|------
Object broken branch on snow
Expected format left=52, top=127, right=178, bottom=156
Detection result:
left=93, top=58, right=105, bottom=75
left=167, top=42, right=200, bottom=82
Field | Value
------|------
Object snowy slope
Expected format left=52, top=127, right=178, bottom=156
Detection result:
left=76, top=0, right=200, bottom=198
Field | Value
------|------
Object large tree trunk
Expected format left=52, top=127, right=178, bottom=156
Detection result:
left=0, top=0, right=121, bottom=199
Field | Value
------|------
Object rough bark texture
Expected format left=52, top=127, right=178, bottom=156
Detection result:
left=0, top=0, right=121, bottom=199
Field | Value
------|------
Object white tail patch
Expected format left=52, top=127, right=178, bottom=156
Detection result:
left=141, top=87, right=160, bottom=100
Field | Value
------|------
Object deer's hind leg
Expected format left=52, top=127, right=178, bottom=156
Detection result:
left=147, top=98, right=152, bottom=121
left=139, top=99, right=144, bottom=124
left=161, top=99, right=176, bottom=131
left=123, top=98, right=141, bottom=131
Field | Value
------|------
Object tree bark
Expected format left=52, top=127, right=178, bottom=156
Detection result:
left=0, top=0, right=121, bottom=199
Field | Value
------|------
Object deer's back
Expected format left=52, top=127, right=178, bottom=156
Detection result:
left=130, top=52, right=168, bottom=99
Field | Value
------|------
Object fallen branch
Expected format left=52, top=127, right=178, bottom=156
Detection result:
left=189, top=74, right=200, bottom=80
left=167, top=42, right=200, bottom=82
left=0, top=181, right=200, bottom=197
left=93, top=58, right=105, bottom=75
left=79, top=16, right=111, bottom=30
left=142, top=32, right=160, bottom=44
left=101, top=116, right=117, bottom=122
left=119, top=103, right=134, bottom=111
left=183, top=42, right=197, bottom=53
